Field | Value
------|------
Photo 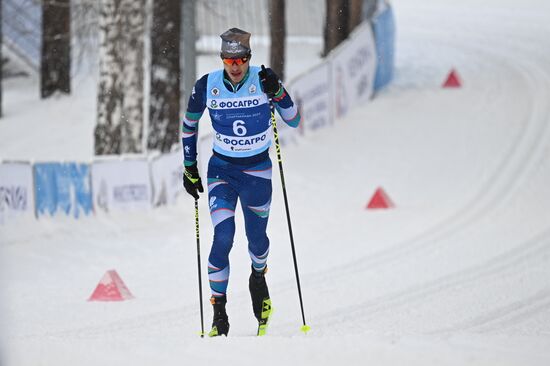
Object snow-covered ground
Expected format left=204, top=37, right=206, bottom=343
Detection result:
left=2, top=0, right=550, bottom=365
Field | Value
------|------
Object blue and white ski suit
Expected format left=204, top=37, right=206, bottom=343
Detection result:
left=182, top=66, right=300, bottom=297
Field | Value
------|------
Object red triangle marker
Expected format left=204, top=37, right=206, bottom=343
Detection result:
left=366, top=187, right=394, bottom=209
left=443, top=69, right=462, bottom=88
left=88, top=270, right=134, bottom=301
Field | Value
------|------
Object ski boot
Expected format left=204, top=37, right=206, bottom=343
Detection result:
left=249, top=266, right=273, bottom=336
left=208, top=295, right=230, bottom=337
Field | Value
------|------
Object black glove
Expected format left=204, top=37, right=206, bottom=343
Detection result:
left=259, top=65, right=281, bottom=98
left=183, top=163, right=204, bottom=200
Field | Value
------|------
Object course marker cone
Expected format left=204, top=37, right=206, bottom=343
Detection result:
left=443, top=69, right=462, bottom=88
left=366, top=187, right=394, bottom=209
left=88, top=269, right=134, bottom=301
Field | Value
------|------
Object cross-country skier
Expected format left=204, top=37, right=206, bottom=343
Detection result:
left=181, top=27, right=301, bottom=336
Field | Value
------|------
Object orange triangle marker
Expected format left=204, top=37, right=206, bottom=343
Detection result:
left=366, top=187, right=394, bottom=209
left=88, top=270, right=134, bottom=301
left=443, top=69, right=462, bottom=88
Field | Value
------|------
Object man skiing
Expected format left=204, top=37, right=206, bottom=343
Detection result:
left=182, top=27, right=301, bottom=336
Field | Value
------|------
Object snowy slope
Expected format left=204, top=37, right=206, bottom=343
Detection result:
left=2, top=0, right=550, bottom=365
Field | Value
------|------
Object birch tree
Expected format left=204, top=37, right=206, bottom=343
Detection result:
left=147, top=0, right=182, bottom=153
left=268, top=0, right=286, bottom=81
left=41, top=0, right=71, bottom=98
left=95, top=0, right=145, bottom=155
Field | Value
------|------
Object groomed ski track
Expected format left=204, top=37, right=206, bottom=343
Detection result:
left=1, top=0, right=550, bottom=365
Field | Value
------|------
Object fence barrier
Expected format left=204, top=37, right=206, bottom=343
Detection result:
left=0, top=2, right=395, bottom=224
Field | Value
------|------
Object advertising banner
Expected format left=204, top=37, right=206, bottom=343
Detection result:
left=34, top=162, right=93, bottom=219
left=0, top=162, right=35, bottom=223
left=150, top=151, right=184, bottom=206
left=91, top=158, right=152, bottom=213
left=373, top=4, right=396, bottom=91
left=288, top=62, right=332, bottom=136
left=330, top=22, right=378, bottom=120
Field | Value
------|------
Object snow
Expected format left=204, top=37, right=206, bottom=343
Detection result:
left=2, top=0, right=550, bottom=365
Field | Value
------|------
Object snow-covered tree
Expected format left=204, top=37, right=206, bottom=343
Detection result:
left=41, top=0, right=71, bottom=98
left=269, top=0, right=286, bottom=81
left=147, top=0, right=182, bottom=153
left=95, top=0, right=145, bottom=155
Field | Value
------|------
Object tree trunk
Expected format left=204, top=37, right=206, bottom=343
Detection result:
left=269, top=0, right=286, bottom=81
left=120, top=0, right=145, bottom=153
left=323, top=0, right=349, bottom=56
left=41, top=0, right=71, bottom=98
left=348, top=0, right=363, bottom=33
left=95, top=0, right=145, bottom=155
left=0, top=0, right=3, bottom=118
left=181, top=0, right=196, bottom=112
left=96, top=0, right=124, bottom=155
left=147, top=0, right=182, bottom=153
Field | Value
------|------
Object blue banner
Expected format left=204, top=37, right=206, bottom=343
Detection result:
left=373, top=5, right=396, bottom=91
left=34, top=163, right=93, bottom=218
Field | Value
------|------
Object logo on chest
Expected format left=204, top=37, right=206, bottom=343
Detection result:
left=215, top=99, right=261, bottom=109
left=212, top=111, right=223, bottom=121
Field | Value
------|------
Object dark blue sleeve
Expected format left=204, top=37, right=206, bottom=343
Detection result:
left=187, top=74, right=208, bottom=114
left=273, top=87, right=301, bottom=128
left=182, top=74, right=208, bottom=166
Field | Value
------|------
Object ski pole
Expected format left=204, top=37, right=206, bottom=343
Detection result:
left=194, top=198, right=205, bottom=337
left=268, top=99, right=310, bottom=334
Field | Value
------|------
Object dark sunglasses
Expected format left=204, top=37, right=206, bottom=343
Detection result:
left=222, top=56, right=250, bottom=66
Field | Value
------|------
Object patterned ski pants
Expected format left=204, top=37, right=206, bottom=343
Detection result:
left=206, top=155, right=272, bottom=297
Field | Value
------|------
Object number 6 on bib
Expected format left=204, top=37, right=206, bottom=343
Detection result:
left=233, top=120, right=247, bottom=136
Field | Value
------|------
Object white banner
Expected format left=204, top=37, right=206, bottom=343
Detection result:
left=91, top=158, right=152, bottom=212
left=0, top=162, right=35, bottom=223
left=288, top=62, right=333, bottom=135
left=150, top=151, right=184, bottom=206
left=330, top=22, right=378, bottom=120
